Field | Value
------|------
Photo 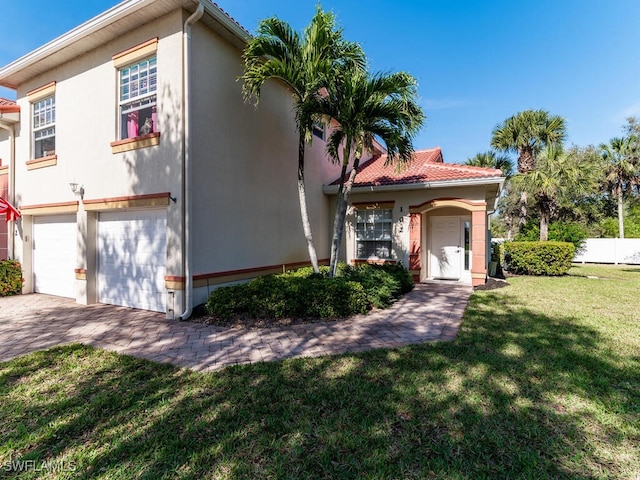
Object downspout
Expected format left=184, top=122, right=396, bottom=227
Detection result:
left=0, top=121, right=15, bottom=259
left=179, top=2, right=204, bottom=320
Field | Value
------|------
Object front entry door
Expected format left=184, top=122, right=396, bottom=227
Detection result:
left=430, top=216, right=462, bottom=280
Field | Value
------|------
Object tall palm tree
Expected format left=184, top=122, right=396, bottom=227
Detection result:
left=314, top=68, right=425, bottom=277
left=464, top=150, right=514, bottom=178
left=242, top=8, right=365, bottom=272
left=491, top=110, right=567, bottom=229
left=512, top=145, right=596, bottom=241
left=599, top=136, right=639, bottom=239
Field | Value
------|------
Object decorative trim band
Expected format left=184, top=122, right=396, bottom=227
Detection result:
left=192, top=259, right=330, bottom=288
left=20, top=201, right=79, bottom=215
left=26, top=155, right=57, bottom=170
left=0, top=165, right=7, bottom=175
left=26, top=81, right=56, bottom=102
left=352, top=201, right=395, bottom=209
left=410, top=198, right=486, bottom=214
left=83, top=192, right=169, bottom=211
left=74, top=268, right=87, bottom=280
left=110, top=132, right=160, bottom=153
left=112, top=38, right=158, bottom=68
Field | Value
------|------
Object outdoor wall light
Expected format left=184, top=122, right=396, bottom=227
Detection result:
left=69, top=182, right=84, bottom=197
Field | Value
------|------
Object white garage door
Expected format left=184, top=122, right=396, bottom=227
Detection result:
left=33, top=215, right=77, bottom=298
left=98, top=210, right=167, bottom=312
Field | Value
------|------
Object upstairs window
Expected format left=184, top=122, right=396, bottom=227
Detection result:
left=119, top=57, right=157, bottom=140
left=355, top=208, right=393, bottom=259
left=312, top=121, right=325, bottom=140
left=32, top=95, right=55, bottom=158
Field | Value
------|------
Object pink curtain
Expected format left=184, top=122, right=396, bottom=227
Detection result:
left=127, top=111, right=139, bottom=138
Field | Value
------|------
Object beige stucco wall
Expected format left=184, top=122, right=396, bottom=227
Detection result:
left=10, top=10, right=186, bottom=310
left=0, top=129, right=9, bottom=168
left=189, top=20, right=341, bottom=303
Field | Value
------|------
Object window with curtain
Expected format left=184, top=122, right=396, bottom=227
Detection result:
left=355, top=208, right=393, bottom=259
left=32, top=95, right=55, bottom=158
left=119, top=56, right=157, bottom=140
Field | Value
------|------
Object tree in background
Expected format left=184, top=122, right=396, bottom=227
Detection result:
left=491, top=110, right=567, bottom=230
left=511, top=145, right=598, bottom=241
left=599, top=136, right=639, bottom=239
left=314, top=68, right=424, bottom=277
left=242, top=8, right=365, bottom=272
left=464, top=150, right=514, bottom=178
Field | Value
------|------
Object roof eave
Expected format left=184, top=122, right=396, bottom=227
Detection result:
left=323, top=176, right=505, bottom=195
left=0, top=0, right=250, bottom=89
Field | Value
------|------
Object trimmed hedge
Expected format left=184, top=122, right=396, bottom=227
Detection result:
left=204, top=262, right=414, bottom=320
left=0, top=260, right=24, bottom=296
left=503, top=241, right=575, bottom=276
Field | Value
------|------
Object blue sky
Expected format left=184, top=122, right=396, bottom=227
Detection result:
left=1, top=0, right=639, bottom=163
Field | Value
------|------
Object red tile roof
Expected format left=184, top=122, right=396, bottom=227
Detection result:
left=0, top=97, right=19, bottom=113
left=330, top=147, right=503, bottom=188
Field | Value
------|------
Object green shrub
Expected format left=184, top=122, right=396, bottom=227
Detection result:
left=503, top=241, right=575, bottom=276
left=205, top=262, right=413, bottom=320
left=0, top=260, right=24, bottom=296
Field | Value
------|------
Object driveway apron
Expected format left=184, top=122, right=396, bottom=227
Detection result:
left=0, top=283, right=471, bottom=372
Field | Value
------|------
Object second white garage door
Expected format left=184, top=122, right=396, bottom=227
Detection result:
left=97, top=210, right=167, bottom=312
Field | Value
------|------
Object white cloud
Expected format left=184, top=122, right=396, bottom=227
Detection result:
left=614, top=102, right=640, bottom=123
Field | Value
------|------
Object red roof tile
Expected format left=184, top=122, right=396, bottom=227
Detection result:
left=330, top=147, right=503, bottom=187
left=0, top=97, right=19, bottom=113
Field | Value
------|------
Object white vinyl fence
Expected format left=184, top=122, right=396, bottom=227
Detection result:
left=574, top=238, right=640, bottom=265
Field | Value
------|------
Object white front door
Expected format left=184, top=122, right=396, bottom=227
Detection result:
left=430, top=216, right=462, bottom=280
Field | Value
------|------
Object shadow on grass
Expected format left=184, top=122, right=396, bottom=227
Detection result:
left=0, top=291, right=638, bottom=479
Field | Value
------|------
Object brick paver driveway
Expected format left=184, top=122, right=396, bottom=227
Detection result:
left=0, top=283, right=471, bottom=372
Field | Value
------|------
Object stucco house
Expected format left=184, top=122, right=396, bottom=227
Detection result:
left=0, top=0, right=503, bottom=318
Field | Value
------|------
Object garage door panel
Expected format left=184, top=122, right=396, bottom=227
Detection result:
left=98, top=210, right=167, bottom=312
left=33, top=215, right=76, bottom=298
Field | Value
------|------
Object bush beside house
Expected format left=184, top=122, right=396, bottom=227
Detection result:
left=205, top=263, right=414, bottom=320
left=504, top=241, right=575, bottom=276
left=0, top=260, right=23, bottom=296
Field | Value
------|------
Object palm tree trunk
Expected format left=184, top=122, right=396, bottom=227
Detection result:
left=329, top=162, right=349, bottom=277
left=329, top=153, right=360, bottom=278
left=617, top=185, right=625, bottom=239
left=518, top=190, right=528, bottom=230
left=539, top=203, right=550, bottom=241
left=297, top=132, right=319, bottom=273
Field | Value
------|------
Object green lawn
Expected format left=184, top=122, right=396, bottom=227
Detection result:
left=1, top=265, right=639, bottom=479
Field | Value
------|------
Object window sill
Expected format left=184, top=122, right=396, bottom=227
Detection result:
left=352, top=258, right=396, bottom=265
left=110, top=132, right=160, bottom=154
left=26, top=155, right=58, bottom=170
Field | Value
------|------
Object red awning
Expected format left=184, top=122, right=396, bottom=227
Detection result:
left=0, top=196, right=20, bottom=222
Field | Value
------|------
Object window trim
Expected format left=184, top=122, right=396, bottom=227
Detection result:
left=111, top=39, right=159, bottom=153
left=27, top=82, right=57, bottom=164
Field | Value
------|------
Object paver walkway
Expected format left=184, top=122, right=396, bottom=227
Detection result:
left=0, top=283, right=471, bottom=372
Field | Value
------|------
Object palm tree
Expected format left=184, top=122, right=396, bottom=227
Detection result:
left=512, top=145, right=596, bottom=241
left=599, top=136, right=639, bottom=239
left=464, top=150, right=514, bottom=178
left=314, top=68, right=425, bottom=277
left=491, top=110, right=567, bottom=229
left=242, top=8, right=365, bottom=272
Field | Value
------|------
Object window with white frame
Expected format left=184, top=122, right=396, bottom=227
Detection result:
left=355, top=208, right=393, bottom=259
left=119, top=56, right=157, bottom=140
left=32, top=95, right=55, bottom=158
